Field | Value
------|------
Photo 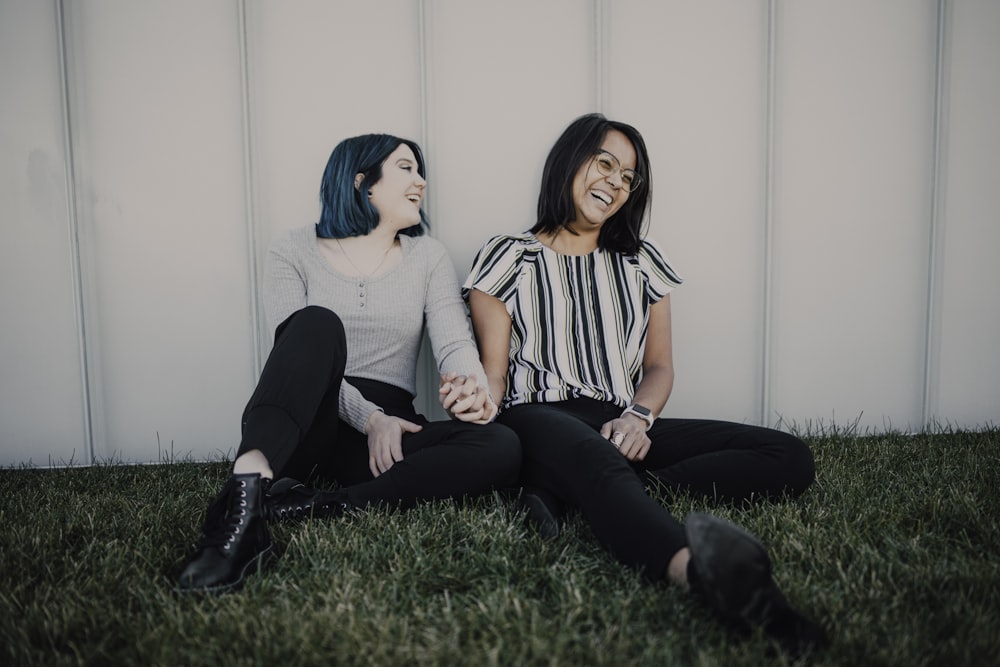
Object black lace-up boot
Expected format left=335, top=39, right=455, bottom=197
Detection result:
left=177, top=473, right=274, bottom=594
left=265, top=477, right=354, bottom=521
left=684, top=512, right=828, bottom=658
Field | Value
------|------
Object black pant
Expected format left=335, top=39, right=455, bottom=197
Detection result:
left=237, top=306, right=520, bottom=508
left=498, top=398, right=815, bottom=580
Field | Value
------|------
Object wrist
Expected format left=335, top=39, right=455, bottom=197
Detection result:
left=483, top=394, right=499, bottom=422
left=363, top=408, right=386, bottom=433
left=620, top=403, right=654, bottom=430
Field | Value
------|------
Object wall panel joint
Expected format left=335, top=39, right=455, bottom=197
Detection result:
left=55, top=0, right=94, bottom=464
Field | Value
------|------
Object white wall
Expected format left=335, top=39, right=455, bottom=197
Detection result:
left=610, top=0, right=771, bottom=422
left=1, top=0, right=86, bottom=465
left=771, top=0, right=938, bottom=429
left=1, top=0, right=998, bottom=466
left=937, top=0, right=1000, bottom=426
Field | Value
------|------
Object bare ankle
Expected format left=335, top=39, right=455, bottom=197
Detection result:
left=232, top=449, right=273, bottom=479
left=667, top=547, right=691, bottom=588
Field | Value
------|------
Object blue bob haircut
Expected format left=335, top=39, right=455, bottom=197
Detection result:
left=316, top=133, right=429, bottom=239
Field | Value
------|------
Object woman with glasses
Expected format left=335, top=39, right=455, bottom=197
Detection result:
left=463, top=113, right=826, bottom=655
left=177, top=133, right=519, bottom=594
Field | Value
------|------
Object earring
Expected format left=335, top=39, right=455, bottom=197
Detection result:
left=367, top=189, right=373, bottom=197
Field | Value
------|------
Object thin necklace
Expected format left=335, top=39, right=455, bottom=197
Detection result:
left=335, top=237, right=395, bottom=277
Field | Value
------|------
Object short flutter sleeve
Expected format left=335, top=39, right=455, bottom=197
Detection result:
left=634, top=237, right=684, bottom=302
left=462, top=234, right=537, bottom=306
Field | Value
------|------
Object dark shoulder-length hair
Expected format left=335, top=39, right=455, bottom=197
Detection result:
left=316, top=133, right=429, bottom=239
left=530, top=113, right=651, bottom=255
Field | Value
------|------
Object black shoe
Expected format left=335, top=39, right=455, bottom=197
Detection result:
left=265, top=477, right=353, bottom=521
left=519, top=488, right=561, bottom=539
left=177, top=473, right=275, bottom=594
left=684, top=512, right=828, bottom=657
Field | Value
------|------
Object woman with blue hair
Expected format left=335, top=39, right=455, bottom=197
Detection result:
left=178, top=133, right=519, bottom=594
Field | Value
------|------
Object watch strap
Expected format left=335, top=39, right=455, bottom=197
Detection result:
left=621, top=404, right=654, bottom=430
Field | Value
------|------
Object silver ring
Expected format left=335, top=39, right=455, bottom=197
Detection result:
left=611, top=431, right=625, bottom=447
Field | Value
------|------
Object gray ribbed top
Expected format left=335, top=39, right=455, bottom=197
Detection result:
left=263, top=225, right=485, bottom=431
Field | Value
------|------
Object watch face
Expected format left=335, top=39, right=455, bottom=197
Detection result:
left=631, top=404, right=651, bottom=417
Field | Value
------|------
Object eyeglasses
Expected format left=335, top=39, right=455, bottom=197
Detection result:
left=592, top=151, right=642, bottom=193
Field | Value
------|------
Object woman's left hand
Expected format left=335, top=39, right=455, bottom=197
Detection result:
left=600, top=415, right=650, bottom=461
left=364, top=410, right=422, bottom=477
left=439, top=373, right=498, bottom=424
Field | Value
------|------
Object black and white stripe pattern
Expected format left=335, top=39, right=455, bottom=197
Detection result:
left=464, top=233, right=683, bottom=409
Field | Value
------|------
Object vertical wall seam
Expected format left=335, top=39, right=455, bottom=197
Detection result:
left=418, top=0, right=432, bottom=226
left=418, top=0, right=439, bottom=417
left=55, top=0, right=95, bottom=464
left=922, top=0, right=948, bottom=430
left=418, top=0, right=430, bottom=154
left=760, top=0, right=777, bottom=427
left=594, top=0, right=607, bottom=112
left=237, top=0, right=262, bottom=379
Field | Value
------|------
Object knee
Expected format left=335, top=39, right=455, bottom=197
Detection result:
left=277, top=306, right=346, bottom=347
left=483, top=423, right=522, bottom=482
left=296, top=305, right=345, bottom=338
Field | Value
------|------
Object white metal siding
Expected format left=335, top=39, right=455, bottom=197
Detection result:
left=1, top=0, right=997, bottom=466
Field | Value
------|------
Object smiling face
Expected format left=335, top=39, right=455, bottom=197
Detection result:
left=364, top=143, right=426, bottom=232
left=568, top=129, right=637, bottom=234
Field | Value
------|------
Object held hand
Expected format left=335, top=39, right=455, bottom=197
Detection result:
left=439, top=373, right=497, bottom=424
left=438, top=372, right=466, bottom=411
left=453, top=387, right=497, bottom=424
left=599, top=414, right=651, bottom=461
left=364, top=410, right=422, bottom=477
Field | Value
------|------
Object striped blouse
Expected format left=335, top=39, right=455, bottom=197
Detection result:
left=463, top=232, right=684, bottom=410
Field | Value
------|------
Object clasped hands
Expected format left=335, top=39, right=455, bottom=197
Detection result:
left=438, top=372, right=498, bottom=425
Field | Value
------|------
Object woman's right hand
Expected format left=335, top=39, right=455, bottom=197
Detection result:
left=364, top=410, right=422, bottom=478
left=439, top=373, right=497, bottom=424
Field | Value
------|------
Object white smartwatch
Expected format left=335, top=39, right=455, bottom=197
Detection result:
left=621, top=403, right=654, bottom=430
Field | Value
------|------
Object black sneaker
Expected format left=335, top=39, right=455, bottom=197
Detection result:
left=684, top=512, right=828, bottom=657
left=265, top=477, right=352, bottom=521
left=177, top=473, right=275, bottom=594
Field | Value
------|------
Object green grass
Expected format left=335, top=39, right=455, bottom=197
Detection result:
left=1, top=427, right=998, bottom=666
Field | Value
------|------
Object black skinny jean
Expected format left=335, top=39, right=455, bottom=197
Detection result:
left=498, top=398, right=815, bottom=581
left=236, top=306, right=520, bottom=508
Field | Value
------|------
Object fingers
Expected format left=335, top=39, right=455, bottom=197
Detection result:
left=624, top=436, right=651, bottom=461
left=621, top=431, right=650, bottom=460
left=452, top=406, right=487, bottom=423
left=451, top=409, right=483, bottom=423
left=451, top=390, right=498, bottom=424
left=370, top=439, right=403, bottom=478
left=397, top=418, right=423, bottom=434
left=438, top=372, right=459, bottom=400
left=603, top=418, right=650, bottom=461
left=440, top=376, right=491, bottom=418
left=463, top=389, right=488, bottom=414
left=439, top=372, right=470, bottom=401
left=439, top=376, right=499, bottom=423
left=389, top=438, right=403, bottom=469
left=367, top=416, right=422, bottom=478
left=599, top=421, right=613, bottom=440
left=439, top=374, right=471, bottom=411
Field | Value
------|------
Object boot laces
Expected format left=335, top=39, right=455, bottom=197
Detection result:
left=196, top=478, right=249, bottom=550
left=267, top=480, right=347, bottom=520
